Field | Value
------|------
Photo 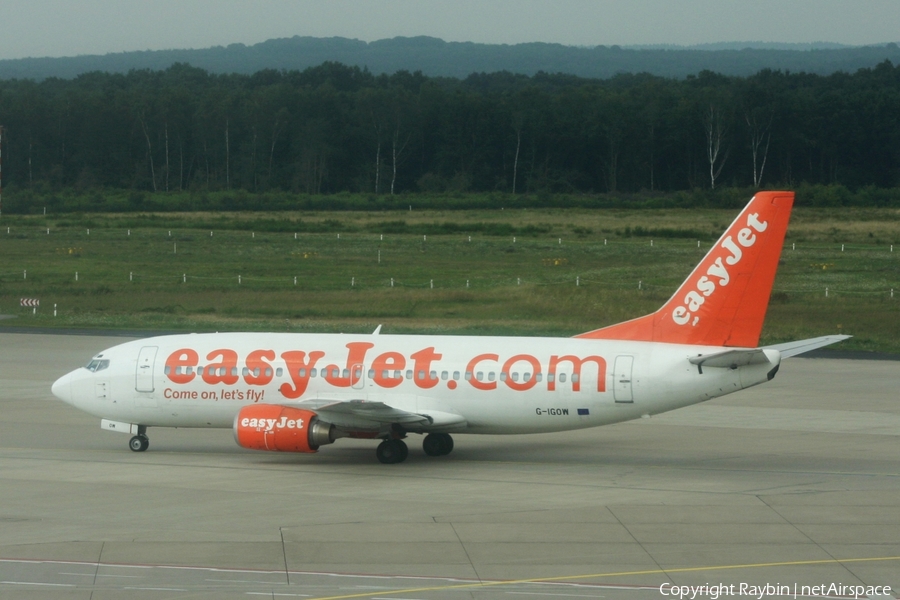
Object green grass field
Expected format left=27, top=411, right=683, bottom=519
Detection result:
left=1, top=206, right=898, bottom=353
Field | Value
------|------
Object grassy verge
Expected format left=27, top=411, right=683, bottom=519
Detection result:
left=1, top=206, right=898, bottom=353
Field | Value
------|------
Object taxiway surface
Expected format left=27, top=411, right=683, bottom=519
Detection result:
left=1, top=332, right=898, bottom=599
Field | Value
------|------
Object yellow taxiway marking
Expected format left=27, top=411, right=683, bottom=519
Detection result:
left=309, top=555, right=900, bottom=600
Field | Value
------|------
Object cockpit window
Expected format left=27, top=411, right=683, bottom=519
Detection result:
left=85, top=359, right=110, bottom=372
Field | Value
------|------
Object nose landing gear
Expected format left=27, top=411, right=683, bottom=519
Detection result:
left=129, top=435, right=149, bottom=452
left=129, top=425, right=149, bottom=452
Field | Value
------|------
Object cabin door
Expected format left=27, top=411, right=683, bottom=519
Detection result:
left=613, top=355, right=634, bottom=403
left=135, top=346, right=158, bottom=393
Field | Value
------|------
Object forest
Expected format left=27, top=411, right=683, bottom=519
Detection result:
left=1, top=59, right=900, bottom=211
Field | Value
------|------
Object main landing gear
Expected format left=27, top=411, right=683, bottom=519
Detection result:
left=375, top=433, right=455, bottom=464
left=129, top=426, right=149, bottom=452
left=376, top=439, right=408, bottom=464
left=423, top=433, right=454, bottom=457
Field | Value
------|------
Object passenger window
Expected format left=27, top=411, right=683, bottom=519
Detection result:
left=394, top=370, right=402, bottom=379
left=417, top=370, right=425, bottom=380
left=197, top=366, right=205, bottom=376
left=536, top=373, right=542, bottom=382
left=572, top=373, right=579, bottom=383
left=332, top=368, right=339, bottom=378
left=499, top=372, right=507, bottom=381
left=242, top=367, right=249, bottom=376
left=164, top=365, right=171, bottom=375
left=368, top=369, right=375, bottom=378
left=441, top=371, right=448, bottom=380
left=310, top=368, right=317, bottom=377
left=453, top=371, right=460, bottom=380
left=430, top=370, right=437, bottom=380
left=275, top=368, right=282, bottom=377
left=488, top=372, right=495, bottom=382
left=341, top=369, right=349, bottom=378
left=476, top=372, right=483, bottom=381
left=299, top=368, right=307, bottom=377
left=523, top=373, right=530, bottom=382
left=465, top=371, right=472, bottom=381
left=512, top=372, right=519, bottom=382
left=547, top=373, right=555, bottom=382
left=406, top=370, right=413, bottom=379
left=265, top=368, right=272, bottom=377
left=231, top=367, right=238, bottom=376
left=559, top=373, right=567, bottom=383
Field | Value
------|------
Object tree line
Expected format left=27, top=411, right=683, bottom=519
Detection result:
left=0, top=60, right=899, bottom=204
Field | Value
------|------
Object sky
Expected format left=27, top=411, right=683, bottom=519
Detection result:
left=0, top=0, right=897, bottom=61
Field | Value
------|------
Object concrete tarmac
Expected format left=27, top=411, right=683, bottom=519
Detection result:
left=1, top=332, right=898, bottom=599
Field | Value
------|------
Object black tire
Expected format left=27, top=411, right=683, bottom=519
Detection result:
left=423, top=433, right=453, bottom=457
left=423, top=434, right=442, bottom=456
left=376, top=439, right=408, bottom=464
left=438, top=433, right=454, bottom=455
left=129, top=435, right=148, bottom=452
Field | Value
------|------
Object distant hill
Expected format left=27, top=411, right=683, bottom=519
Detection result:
left=1, top=36, right=899, bottom=80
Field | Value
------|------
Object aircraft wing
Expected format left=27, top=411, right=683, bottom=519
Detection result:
left=764, top=335, right=852, bottom=358
left=294, top=399, right=467, bottom=431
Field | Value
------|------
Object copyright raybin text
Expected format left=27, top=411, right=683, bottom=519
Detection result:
left=659, top=582, right=892, bottom=599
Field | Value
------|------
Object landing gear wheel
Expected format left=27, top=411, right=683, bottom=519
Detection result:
left=376, top=439, right=408, bottom=464
left=129, top=435, right=149, bottom=452
left=423, top=433, right=454, bottom=456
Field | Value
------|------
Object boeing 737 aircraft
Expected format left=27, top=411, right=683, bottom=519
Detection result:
left=52, top=191, right=848, bottom=463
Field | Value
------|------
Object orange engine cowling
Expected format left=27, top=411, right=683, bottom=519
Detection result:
left=234, top=404, right=337, bottom=453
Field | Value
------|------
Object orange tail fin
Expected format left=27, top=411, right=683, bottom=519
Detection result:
left=576, top=191, right=794, bottom=347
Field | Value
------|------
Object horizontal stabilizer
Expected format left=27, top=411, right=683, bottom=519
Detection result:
left=689, top=348, right=772, bottom=370
left=764, top=335, right=852, bottom=358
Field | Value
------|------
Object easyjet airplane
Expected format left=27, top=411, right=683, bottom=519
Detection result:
left=52, top=191, right=848, bottom=463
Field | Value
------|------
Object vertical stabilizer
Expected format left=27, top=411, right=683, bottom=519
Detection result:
left=576, top=191, right=794, bottom=347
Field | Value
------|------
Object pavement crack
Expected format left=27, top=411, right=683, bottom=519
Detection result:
left=449, top=521, right=483, bottom=587
left=280, top=527, right=290, bottom=585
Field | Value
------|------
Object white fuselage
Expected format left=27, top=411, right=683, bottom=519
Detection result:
left=52, top=332, right=781, bottom=435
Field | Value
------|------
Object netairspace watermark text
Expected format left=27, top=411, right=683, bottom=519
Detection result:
left=660, top=582, right=893, bottom=599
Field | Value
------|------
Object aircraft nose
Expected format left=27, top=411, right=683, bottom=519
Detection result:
left=51, top=371, right=75, bottom=405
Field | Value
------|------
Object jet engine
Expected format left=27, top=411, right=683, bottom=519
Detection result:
left=234, top=404, right=337, bottom=452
